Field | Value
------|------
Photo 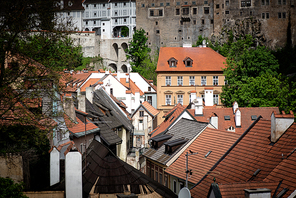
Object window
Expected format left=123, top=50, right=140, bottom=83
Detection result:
left=115, top=19, right=118, bottom=23
left=266, top=0, right=269, bottom=5
left=156, top=30, right=160, bottom=34
left=147, top=96, right=152, bottom=105
left=148, top=87, right=151, bottom=91
left=177, top=95, right=183, bottom=105
left=216, top=4, right=220, bottom=8
left=124, top=2, right=126, bottom=6
left=262, top=13, right=265, bottom=18
left=86, top=21, right=88, bottom=25
left=184, top=1, right=188, bottom=5
left=278, top=0, right=281, bottom=4
left=180, top=182, right=184, bottom=190
left=141, top=4, right=145, bottom=7
left=178, top=76, right=183, bottom=86
left=150, top=10, right=154, bottom=16
left=204, top=0, right=208, bottom=4
left=193, top=8, right=197, bottom=14
left=171, top=60, right=176, bottom=67
left=193, top=20, right=196, bottom=24
left=182, top=7, right=189, bottom=15
left=262, top=0, right=265, bottom=5
left=266, top=12, right=269, bottom=18
left=166, top=2, right=170, bottom=6
left=159, top=9, right=163, bottom=16
left=176, top=8, right=180, bottom=15
left=213, top=94, right=219, bottom=104
left=124, top=19, right=126, bottom=22
left=211, top=19, right=214, bottom=24
left=213, top=76, right=218, bottom=85
left=159, top=173, right=163, bottom=184
left=103, top=4, right=105, bottom=7
left=140, top=111, right=144, bottom=117
left=164, top=174, right=168, bottom=187
left=173, top=180, right=177, bottom=193
left=225, top=10, right=229, bottom=14
left=283, top=12, right=286, bottom=18
left=160, top=2, right=164, bottom=6
left=278, top=12, right=281, bottom=18
left=241, top=0, right=251, bottom=7
left=250, top=11, right=252, bottom=15
left=190, top=76, right=195, bottom=86
left=151, top=3, right=155, bottom=6
left=176, top=2, right=180, bottom=5
left=166, top=76, right=171, bottom=86
left=192, top=1, right=196, bottom=4
left=222, top=3, right=224, bottom=8
left=110, top=88, right=113, bottom=95
left=226, top=0, right=229, bottom=5
left=202, top=19, right=204, bottom=24
left=204, top=7, right=209, bottom=14
left=166, top=95, right=171, bottom=105
left=156, top=21, right=158, bottom=25
left=139, top=120, right=143, bottom=123
left=201, top=76, right=206, bottom=85
left=94, top=20, right=96, bottom=24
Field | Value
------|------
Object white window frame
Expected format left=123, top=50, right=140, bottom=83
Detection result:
left=177, top=95, right=183, bottom=105
left=213, top=94, right=219, bottom=105
left=189, top=76, right=195, bottom=86
left=177, top=76, right=183, bottom=86
left=166, top=95, right=171, bottom=105
left=213, top=76, right=218, bottom=86
left=201, top=76, right=207, bottom=85
left=166, top=76, right=171, bottom=86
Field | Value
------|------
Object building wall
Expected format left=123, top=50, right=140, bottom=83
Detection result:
left=24, top=191, right=64, bottom=198
left=0, top=154, right=23, bottom=183
left=136, top=0, right=214, bottom=53
left=156, top=71, right=224, bottom=124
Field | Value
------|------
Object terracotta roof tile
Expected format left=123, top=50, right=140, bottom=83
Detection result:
left=142, top=101, right=159, bottom=117
left=80, top=78, right=101, bottom=92
left=156, top=47, right=226, bottom=72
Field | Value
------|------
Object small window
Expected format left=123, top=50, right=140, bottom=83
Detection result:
left=226, top=0, right=229, bottom=5
left=193, top=20, right=196, bottom=24
left=240, top=11, right=242, bottom=16
left=166, top=76, right=171, bottom=86
left=192, top=1, right=196, bottom=4
left=283, top=12, right=286, bottom=18
left=201, top=76, right=206, bottom=85
left=178, top=29, right=182, bottom=32
left=156, top=30, right=160, bottom=34
left=211, top=19, right=214, bottom=24
left=250, top=11, right=252, bottom=15
left=205, top=151, right=212, bottom=158
left=226, top=10, right=229, bottom=14
left=142, top=4, right=145, bottom=7
left=103, top=4, right=105, bottom=7
left=159, top=9, right=163, bottom=16
left=177, top=95, right=183, bottom=105
left=166, top=95, right=171, bottom=105
left=115, top=11, right=118, bottom=15
left=262, top=13, right=265, bottom=18
left=176, top=8, right=180, bottom=15
left=124, top=19, right=126, bottom=22
left=150, top=10, right=154, bottom=16
left=216, top=4, right=220, bottom=8
left=266, top=0, right=269, bottom=5
left=224, top=115, right=230, bottom=120
left=266, top=12, right=269, bottom=18
left=222, top=3, right=224, bottom=8
left=213, top=94, right=219, bottom=104
left=204, top=7, right=209, bottom=14
left=178, top=76, right=183, bottom=86
left=204, top=0, right=208, bottom=4
left=278, top=0, right=281, bottom=4
left=151, top=3, right=155, bottom=6
left=115, top=3, right=117, bottom=6
left=176, top=2, right=180, bottom=5
left=124, top=2, right=126, bottom=6
left=173, top=180, right=177, bottom=193
left=251, top=115, right=257, bottom=120
left=94, top=20, right=96, bottom=24
left=166, top=2, right=170, bottom=6
left=139, top=111, right=144, bottom=117
left=184, top=1, right=188, bottom=5
left=262, top=0, right=265, bottom=5
left=202, top=19, right=204, bottom=24
left=182, top=7, right=189, bottom=15
left=148, top=87, right=151, bottom=91
left=115, top=19, right=118, bottom=23
left=193, top=8, right=197, bottom=14
left=213, top=76, right=218, bottom=85
left=160, top=2, right=164, bottom=6
left=86, top=4, right=88, bottom=8
left=278, top=12, right=281, bottom=18
left=156, top=21, right=158, bottom=25
left=110, top=88, right=113, bottom=95
left=189, top=76, right=195, bottom=86
left=86, top=21, right=88, bottom=25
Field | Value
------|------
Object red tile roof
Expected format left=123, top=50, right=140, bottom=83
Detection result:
left=120, top=78, right=144, bottom=96
left=142, top=101, right=159, bottom=117
left=80, top=78, right=101, bottom=92
left=64, top=112, right=98, bottom=134
left=149, top=103, right=186, bottom=138
left=190, top=118, right=296, bottom=198
left=165, top=128, right=240, bottom=184
left=188, top=106, right=279, bottom=135
left=156, top=47, right=226, bottom=72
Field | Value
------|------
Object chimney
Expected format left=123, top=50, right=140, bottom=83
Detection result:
left=86, top=86, right=94, bottom=104
left=50, top=147, right=60, bottom=186
left=271, top=111, right=294, bottom=143
left=65, top=145, right=82, bottom=198
left=235, top=109, right=241, bottom=127
left=134, top=90, right=140, bottom=110
left=125, top=90, right=132, bottom=113
left=244, top=188, right=271, bottom=198
left=78, top=95, right=86, bottom=112
left=194, top=97, right=203, bottom=115
left=233, top=101, right=238, bottom=114
left=210, top=113, right=218, bottom=129
left=190, top=91, right=197, bottom=102
left=204, top=88, right=213, bottom=106
left=126, top=73, right=129, bottom=83
left=63, top=95, right=76, bottom=122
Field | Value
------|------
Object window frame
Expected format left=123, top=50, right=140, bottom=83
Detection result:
left=178, top=76, right=183, bottom=86
left=139, top=111, right=144, bottom=117
left=177, top=94, right=183, bottom=105
left=201, top=76, right=207, bottom=86
left=189, top=76, right=195, bottom=86
left=166, top=95, right=172, bottom=105
left=213, top=76, right=218, bottom=86
left=213, top=94, right=219, bottom=105
left=166, top=76, right=171, bottom=86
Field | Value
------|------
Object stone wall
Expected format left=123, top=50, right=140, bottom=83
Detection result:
left=0, top=153, right=23, bottom=183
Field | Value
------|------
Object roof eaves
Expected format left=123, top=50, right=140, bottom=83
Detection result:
left=70, top=128, right=100, bottom=137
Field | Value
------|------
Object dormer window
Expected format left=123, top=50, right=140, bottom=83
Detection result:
left=183, top=57, right=193, bottom=67
left=168, top=57, right=178, bottom=67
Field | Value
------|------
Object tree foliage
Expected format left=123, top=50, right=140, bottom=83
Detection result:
left=126, top=28, right=157, bottom=83
left=0, top=177, right=28, bottom=198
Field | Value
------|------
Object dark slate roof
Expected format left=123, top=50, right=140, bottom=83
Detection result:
left=82, top=140, right=177, bottom=198
left=85, top=98, right=121, bottom=145
left=143, top=118, right=208, bottom=165
left=94, top=88, right=132, bottom=131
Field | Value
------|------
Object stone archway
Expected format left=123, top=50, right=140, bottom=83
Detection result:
left=112, top=43, right=119, bottom=60
left=85, top=28, right=89, bottom=31
left=121, top=65, right=128, bottom=73
left=108, top=63, right=117, bottom=72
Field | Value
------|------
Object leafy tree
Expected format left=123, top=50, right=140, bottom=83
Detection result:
left=0, top=177, right=28, bottom=198
left=121, top=26, right=129, bottom=37
left=126, top=28, right=151, bottom=68
left=220, top=35, right=281, bottom=107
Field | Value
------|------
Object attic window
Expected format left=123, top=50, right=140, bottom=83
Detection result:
left=169, top=116, right=174, bottom=122
left=183, top=57, right=193, bottom=67
left=204, top=151, right=212, bottom=158
left=150, top=134, right=172, bottom=149
left=164, top=138, right=187, bottom=155
left=224, top=115, right=230, bottom=120
left=168, top=57, right=178, bottom=67
left=251, top=115, right=257, bottom=120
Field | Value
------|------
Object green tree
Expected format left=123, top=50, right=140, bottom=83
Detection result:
left=0, top=177, right=28, bottom=198
left=126, top=28, right=151, bottom=68
left=221, top=35, right=280, bottom=107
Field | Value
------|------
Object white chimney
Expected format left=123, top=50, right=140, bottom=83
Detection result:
left=134, top=90, right=140, bottom=110
left=194, top=97, right=203, bottom=115
left=125, top=90, right=132, bottom=113
left=244, top=188, right=271, bottom=198
left=190, top=91, right=197, bottom=102
left=233, top=101, right=238, bottom=114
left=271, top=111, right=294, bottom=143
left=210, top=113, right=218, bottom=129
left=65, top=146, right=82, bottom=198
left=78, top=95, right=86, bottom=112
left=86, top=86, right=94, bottom=104
left=204, top=88, right=213, bottom=106
left=235, top=109, right=241, bottom=127
left=126, top=73, right=129, bottom=83
left=50, top=147, right=60, bottom=186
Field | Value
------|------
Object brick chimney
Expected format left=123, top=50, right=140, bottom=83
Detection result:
left=271, top=111, right=294, bottom=143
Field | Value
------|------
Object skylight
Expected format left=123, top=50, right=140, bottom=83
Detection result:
left=224, top=115, right=230, bottom=120
left=251, top=115, right=257, bottom=120
left=204, top=151, right=212, bottom=158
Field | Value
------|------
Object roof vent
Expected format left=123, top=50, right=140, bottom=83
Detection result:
left=253, top=169, right=261, bottom=176
left=251, top=115, right=257, bottom=120
left=204, top=151, right=212, bottom=158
